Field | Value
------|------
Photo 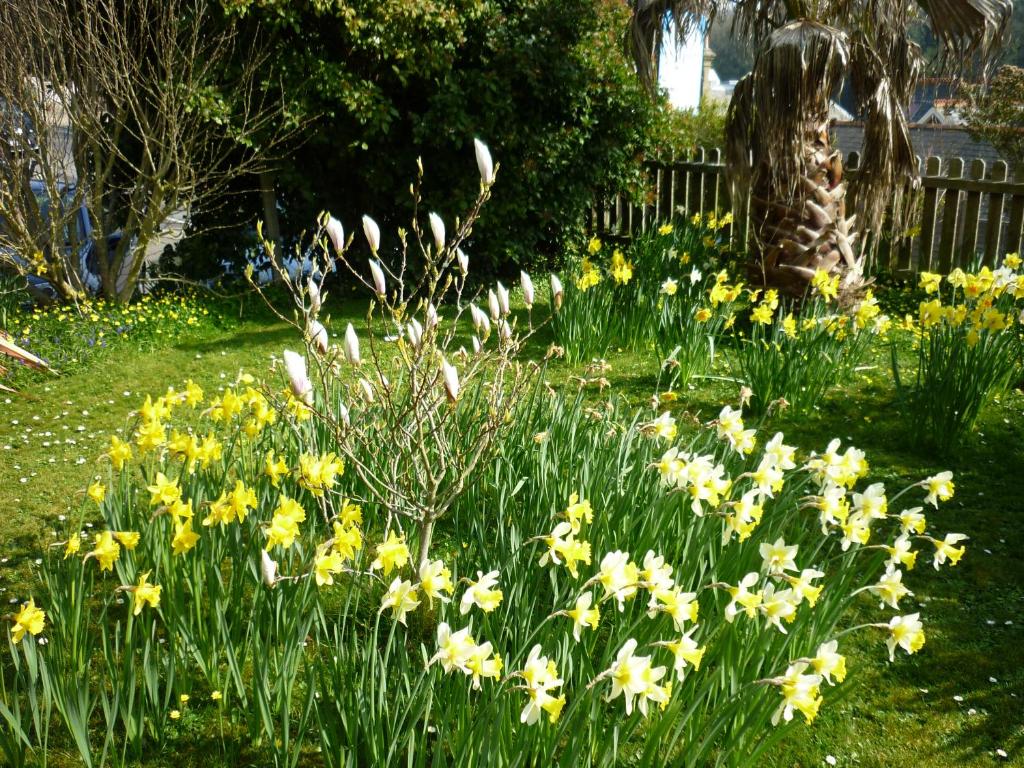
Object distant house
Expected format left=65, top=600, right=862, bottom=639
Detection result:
left=831, top=123, right=1007, bottom=168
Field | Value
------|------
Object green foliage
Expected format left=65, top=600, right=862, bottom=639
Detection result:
left=648, top=99, right=728, bottom=160
left=185, top=0, right=660, bottom=278
left=963, top=65, right=1024, bottom=165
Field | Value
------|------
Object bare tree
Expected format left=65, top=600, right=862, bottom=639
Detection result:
left=0, top=0, right=296, bottom=303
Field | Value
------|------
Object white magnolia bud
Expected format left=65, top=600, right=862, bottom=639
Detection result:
left=550, top=274, right=563, bottom=310
left=496, top=282, right=510, bottom=316
left=456, top=248, right=469, bottom=274
left=338, top=401, right=350, bottom=427
left=325, top=216, right=345, bottom=254
left=488, top=289, right=500, bottom=321
left=307, top=278, right=321, bottom=314
left=428, top=212, right=445, bottom=253
left=498, top=320, right=512, bottom=342
left=309, top=319, right=328, bottom=354
left=520, top=270, right=534, bottom=309
left=474, top=138, right=495, bottom=186
left=368, top=259, right=386, bottom=297
left=359, top=378, right=374, bottom=403
left=344, top=323, right=361, bottom=365
left=260, top=550, right=278, bottom=588
left=441, top=359, right=460, bottom=403
left=425, top=303, right=439, bottom=331
left=471, top=335, right=482, bottom=354
left=362, top=215, right=380, bottom=253
left=282, top=349, right=313, bottom=404
left=407, top=318, right=423, bottom=349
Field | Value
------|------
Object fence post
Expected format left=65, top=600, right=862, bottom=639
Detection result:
left=1007, top=162, right=1024, bottom=258
left=937, top=157, right=964, bottom=273
left=918, top=156, right=942, bottom=271
left=961, top=158, right=986, bottom=266
left=984, top=161, right=1009, bottom=263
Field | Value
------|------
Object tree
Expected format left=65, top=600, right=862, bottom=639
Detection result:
left=963, top=64, right=1024, bottom=165
left=628, top=0, right=1012, bottom=297
left=0, top=0, right=297, bottom=303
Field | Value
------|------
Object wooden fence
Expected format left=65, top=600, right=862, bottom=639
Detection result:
left=591, top=148, right=1024, bottom=275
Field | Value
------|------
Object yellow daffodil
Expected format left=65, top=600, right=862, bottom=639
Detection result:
left=369, top=530, right=410, bottom=576
left=11, top=598, right=46, bottom=643
left=87, top=481, right=106, bottom=504
left=131, top=572, right=162, bottom=615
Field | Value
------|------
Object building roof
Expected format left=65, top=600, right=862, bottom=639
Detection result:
left=832, top=122, right=1008, bottom=168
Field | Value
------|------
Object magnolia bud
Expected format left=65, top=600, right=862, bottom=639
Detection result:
left=428, top=212, right=445, bottom=254
left=368, top=259, right=386, bottom=297
left=471, top=335, right=482, bottom=354
left=307, top=278, right=321, bottom=314
left=325, top=216, right=345, bottom=254
left=496, top=282, right=510, bottom=316
left=425, top=303, right=439, bottom=331
left=344, top=323, right=361, bottom=365
left=520, top=270, right=534, bottom=309
left=362, top=215, right=381, bottom=253
left=456, top=248, right=469, bottom=274
left=488, top=289, right=500, bottom=321
left=260, top=550, right=278, bottom=588
left=441, top=359, right=460, bottom=403
left=282, top=349, right=313, bottom=405
left=338, top=401, right=350, bottom=428
left=407, top=318, right=423, bottom=349
left=499, top=320, right=512, bottom=342
left=474, top=138, right=495, bottom=186
left=550, top=274, right=563, bottom=310
left=359, top=378, right=374, bottom=403
left=309, top=319, right=328, bottom=354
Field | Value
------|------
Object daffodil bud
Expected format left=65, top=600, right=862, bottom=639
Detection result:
left=520, top=270, right=534, bottom=309
left=496, top=282, right=510, bottom=316
left=309, top=319, right=328, bottom=354
left=260, top=550, right=278, bottom=588
left=362, top=215, right=380, bottom=254
left=488, top=289, right=500, bottom=321
left=344, top=323, right=361, bottom=365
left=428, top=212, right=445, bottom=253
left=368, top=259, right=386, bottom=297
left=307, top=278, right=321, bottom=314
left=474, top=138, right=495, bottom=186
left=456, top=248, right=469, bottom=274
left=550, top=274, right=563, bottom=310
left=442, top=359, right=460, bottom=403
left=407, top=318, right=423, bottom=349
left=282, top=349, right=313, bottom=404
left=325, top=216, right=345, bottom=255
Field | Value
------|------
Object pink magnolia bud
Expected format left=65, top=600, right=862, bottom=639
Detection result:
left=550, top=274, right=563, bottom=310
left=282, top=349, right=313, bottom=404
left=407, top=318, right=423, bottom=349
left=520, top=270, right=534, bottom=309
left=325, top=216, right=345, bottom=254
left=307, top=278, right=321, bottom=314
left=496, top=282, right=510, bottom=316
left=309, top=320, right=328, bottom=354
left=456, top=248, right=469, bottom=274
left=442, top=359, right=460, bottom=403
left=488, top=290, right=500, bottom=321
left=344, top=323, right=361, bottom=365
left=362, top=215, right=380, bottom=253
left=368, top=259, right=386, bottom=297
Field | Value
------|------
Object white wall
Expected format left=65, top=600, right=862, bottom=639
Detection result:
left=657, top=23, right=706, bottom=110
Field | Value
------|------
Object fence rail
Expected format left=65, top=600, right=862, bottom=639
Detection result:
left=591, top=149, right=1024, bottom=275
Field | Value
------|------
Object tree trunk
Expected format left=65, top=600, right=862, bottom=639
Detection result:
left=259, top=170, right=284, bottom=282
left=749, top=118, right=864, bottom=301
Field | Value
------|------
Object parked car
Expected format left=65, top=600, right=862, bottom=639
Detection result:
left=0, top=179, right=130, bottom=300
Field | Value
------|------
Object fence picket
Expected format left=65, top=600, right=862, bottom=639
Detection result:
left=961, top=159, right=985, bottom=266
left=591, top=150, right=1024, bottom=274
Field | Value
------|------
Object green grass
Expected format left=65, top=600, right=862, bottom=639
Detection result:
left=1, top=289, right=1023, bottom=767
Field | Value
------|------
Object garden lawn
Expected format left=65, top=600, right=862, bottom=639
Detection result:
left=1, top=296, right=1023, bottom=767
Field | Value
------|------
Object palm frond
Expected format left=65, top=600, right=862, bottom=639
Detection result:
left=917, top=0, right=1013, bottom=75
left=627, top=0, right=723, bottom=91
